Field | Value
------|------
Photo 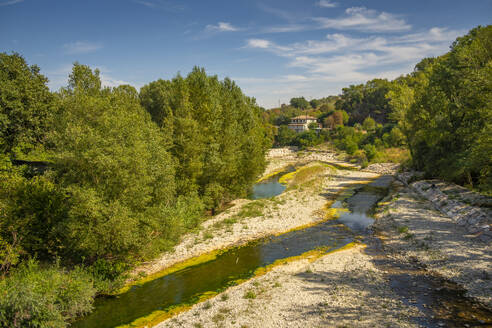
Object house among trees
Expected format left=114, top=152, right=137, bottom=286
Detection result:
left=288, top=115, right=320, bottom=133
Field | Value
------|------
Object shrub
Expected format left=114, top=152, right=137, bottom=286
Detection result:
left=363, top=144, right=378, bottom=161
left=343, top=138, right=358, bottom=155
left=0, top=260, right=96, bottom=328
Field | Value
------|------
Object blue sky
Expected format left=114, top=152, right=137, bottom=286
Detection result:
left=1, top=0, right=491, bottom=108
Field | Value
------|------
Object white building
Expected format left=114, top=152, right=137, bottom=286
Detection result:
left=287, top=115, right=320, bottom=133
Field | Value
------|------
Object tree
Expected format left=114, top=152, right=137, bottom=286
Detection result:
left=323, top=115, right=335, bottom=129
left=45, top=63, right=181, bottom=263
left=309, top=99, right=320, bottom=108
left=362, top=116, right=376, bottom=132
left=405, top=25, right=492, bottom=191
left=0, top=53, right=54, bottom=157
left=308, top=122, right=319, bottom=130
left=276, top=125, right=296, bottom=146
left=336, top=79, right=392, bottom=124
left=140, top=67, right=270, bottom=209
left=290, top=97, right=310, bottom=109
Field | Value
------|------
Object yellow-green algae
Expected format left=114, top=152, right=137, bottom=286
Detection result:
left=99, top=173, right=385, bottom=328
left=278, top=162, right=335, bottom=186
left=117, top=242, right=360, bottom=328
left=117, top=248, right=225, bottom=295
left=256, top=165, right=291, bottom=183
left=118, top=173, right=378, bottom=295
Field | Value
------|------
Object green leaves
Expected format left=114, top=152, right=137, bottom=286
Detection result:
left=140, top=67, right=270, bottom=210
left=0, top=260, right=96, bottom=328
left=405, top=25, right=492, bottom=191
left=0, top=53, right=54, bottom=157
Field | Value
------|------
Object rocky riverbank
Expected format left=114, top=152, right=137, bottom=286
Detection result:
left=155, top=245, right=420, bottom=328
left=128, top=150, right=377, bottom=282
left=373, top=180, right=492, bottom=308
left=126, top=147, right=491, bottom=327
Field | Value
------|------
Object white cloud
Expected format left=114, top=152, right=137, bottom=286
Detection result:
left=0, top=0, right=23, bottom=6
left=240, top=27, right=463, bottom=107
left=100, top=74, right=134, bottom=88
left=316, top=0, right=337, bottom=8
left=313, top=6, right=411, bottom=32
left=205, top=22, right=240, bottom=32
left=62, top=41, right=103, bottom=55
left=263, top=25, right=307, bottom=33
left=246, top=39, right=273, bottom=49
left=133, top=0, right=185, bottom=11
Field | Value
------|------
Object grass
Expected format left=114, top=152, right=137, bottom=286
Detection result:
left=203, top=231, right=214, bottom=240
left=397, top=226, right=409, bottom=234
left=403, top=232, right=414, bottom=240
left=203, top=301, right=212, bottom=309
left=279, top=162, right=334, bottom=191
left=233, top=200, right=267, bottom=220
left=373, top=147, right=410, bottom=164
left=212, top=313, right=225, bottom=323
left=218, top=307, right=231, bottom=314
left=243, top=290, right=256, bottom=299
left=220, top=293, right=229, bottom=301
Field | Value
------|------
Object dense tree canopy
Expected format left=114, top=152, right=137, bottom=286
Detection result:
left=335, top=78, right=393, bottom=124
left=289, top=96, right=310, bottom=109
left=0, top=53, right=54, bottom=157
left=402, top=25, right=492, bottom=190
left=140, top=67, right=270, bottom=209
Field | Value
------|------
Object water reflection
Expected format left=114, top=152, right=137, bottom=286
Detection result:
left=74, top=176, right=391, bottom=328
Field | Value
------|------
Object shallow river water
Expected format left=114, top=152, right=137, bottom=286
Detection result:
left=73, top=174, right=390, bottom=328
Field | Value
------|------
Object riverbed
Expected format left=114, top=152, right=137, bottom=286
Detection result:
left=74, top=168, right=390, bottom=328
left=74, top=149, right=492, bottom=328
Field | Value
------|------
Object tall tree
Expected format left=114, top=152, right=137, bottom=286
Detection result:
left=140, top=67, right=270, bottom=210
left=0, top=53, right=54, bottom=157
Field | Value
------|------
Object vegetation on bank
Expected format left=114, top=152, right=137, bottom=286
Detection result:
left=0, top=55, right=270, bottom=327
left=267, top=25, right=491, bottom=192
left=0, top=25, right=490, bottom=327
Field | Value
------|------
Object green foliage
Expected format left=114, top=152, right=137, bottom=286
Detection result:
left=289, top=97, right=310, bottom=109
left=276, top=125, right=297, bottom=146
left=0, top=53, right=54, bottom=157
left=49, top=64, right=182, bottom=263
left=140, top=67, right=270, bottom=209
left=336, top=78, right=393, bottom=124
left=363, top=144, right=377, bottom=161
left=0, top=260, right=96, bottom=328
left=405, top=25, right=492, bottom=191
left=344, top=138, right=358, bottom=155
left=308, top=122, right=319, bottom=130
left=362, top=116, right=376, bottom=132
left=1, top=175, right=69, bottom=261
left=309, top=99, right=320, bottom=108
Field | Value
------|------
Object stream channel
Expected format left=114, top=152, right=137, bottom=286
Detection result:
left=74, top=168, right=388, bottom=328
left=73, top=169, right=491, bottom=328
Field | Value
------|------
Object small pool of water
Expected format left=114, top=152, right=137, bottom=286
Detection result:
left=335, top=176, right=392, bottom=232
left=250, top=166, right=295, bottom=199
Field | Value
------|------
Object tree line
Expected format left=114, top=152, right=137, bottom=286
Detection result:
left=0, top=57, right=270, bottom=327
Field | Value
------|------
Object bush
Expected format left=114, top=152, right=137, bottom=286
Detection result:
left=0, top=260, right=96, bottom=328
left=343, top=138, right=358, bottom=155
left=1, top=175, right=69, bottom=261
left=363, top=144, right=378, bottom=161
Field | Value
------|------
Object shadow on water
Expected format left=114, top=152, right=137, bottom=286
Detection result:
left=333, top=175, right=392, bottom=232
left=74, top=174, right=491, bottom=328
left=73, top=221, right=354, bottom=328
left=74, top=175, right=391, bottom=328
